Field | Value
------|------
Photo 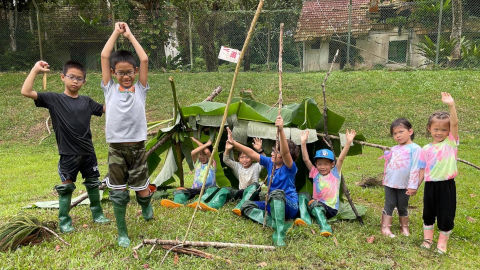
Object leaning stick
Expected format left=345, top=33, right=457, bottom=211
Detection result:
left=139, top=239, right=275, bottom=250
left=320, top=49, right=364, bottom=225
left=42, top=73, right=47, bottom=90
left=204, top=86, right=223, bottom=102
left=263, top=23, right=284, bottom=228
left=318, top=133, right=480, bottom=171
left=181, top=0, right=264, bottom=244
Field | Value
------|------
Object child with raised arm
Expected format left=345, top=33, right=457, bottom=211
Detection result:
left=160, top=138, right=218, bottom=208
left=224, top=138, right=263, bottom=216
left=380, top=118, right=421, bottom=238
left=227, top=115, right=299, bottom=247
left=300, top=129, right=356, bottom=237
left=21, top=60, right=110, bottom=233
left=101, top=22, right=152, bottom=247
left=418, top=92, right=459, bottom=254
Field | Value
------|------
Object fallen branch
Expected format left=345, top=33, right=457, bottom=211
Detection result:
left=139, top=239, right=275, bottom=250
left=161, top=245, right=232, bottom=264
left=204, top=86, right=223, bottom=102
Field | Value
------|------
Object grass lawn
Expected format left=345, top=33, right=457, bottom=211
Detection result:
left=0, top=70, right=479, bottom=269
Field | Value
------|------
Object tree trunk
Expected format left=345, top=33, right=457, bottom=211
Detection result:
left=7, top=7, right=16, bottom=52
left=450, top=0, right=462, bottom=62
left=195, top=15, right=218, bottom=72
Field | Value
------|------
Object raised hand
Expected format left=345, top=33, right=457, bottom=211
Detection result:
left=114, top=22, right=126, bottom=35
left=33, top=60, right=50, bottom=73
left=345, top=129, right=356, bottom=143
left=301, top=130, right=309, bottom=144
left=275, top=115, right=284, bottom=130
left=225, top=140, right=233, bottom=150
left=121, top=23, right=132, bottom=39
left=441, top=92, right=455, bottom=106
left=252, top=137, right=263, bottom=152
left=226, top=127, right=234, bottom=144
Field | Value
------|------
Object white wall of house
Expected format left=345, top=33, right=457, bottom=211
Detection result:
left=301, top=27, right=426, bottom=71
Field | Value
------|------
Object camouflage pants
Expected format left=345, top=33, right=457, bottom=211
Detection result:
left=106, top=142, right=149, bottom=191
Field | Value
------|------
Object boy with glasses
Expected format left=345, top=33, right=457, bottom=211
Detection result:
left=21, top=60, right=110, bottom=233
left=100, top=22, right=152, bottom=247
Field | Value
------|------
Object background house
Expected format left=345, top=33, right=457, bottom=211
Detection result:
left=294, top=0, right=427, bottom=71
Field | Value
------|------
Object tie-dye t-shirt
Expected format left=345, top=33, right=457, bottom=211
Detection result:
left=191, top=160, right=217, bottom=189
left=309, top=166, right=341, bottom=210
left=418, top=133, right=459, bottom=182
left=381, top=143, right=421, bottom=189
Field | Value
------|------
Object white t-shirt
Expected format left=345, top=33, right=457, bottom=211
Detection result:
left=101, top=79, right=149, bottom=143
left=223, top=152, right=262, bottom=190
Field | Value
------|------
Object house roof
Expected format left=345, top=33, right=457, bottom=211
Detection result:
left=294, top=0, right=372, bottom=42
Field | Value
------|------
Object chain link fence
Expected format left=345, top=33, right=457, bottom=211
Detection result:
left=1, top=0, right=479, bottom=72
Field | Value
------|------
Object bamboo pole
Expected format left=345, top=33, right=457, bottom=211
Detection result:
left=320, top=49, right=364, bottom=225
left=140, top=239, right=275, bottom=250
left=181, top=0, right=264, bottom=244
left=263, top=23, right=284, bottom=227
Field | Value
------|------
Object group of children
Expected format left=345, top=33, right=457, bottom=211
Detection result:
left=21, top=22, right=461, bottom=253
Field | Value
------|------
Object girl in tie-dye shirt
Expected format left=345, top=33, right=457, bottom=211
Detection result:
left=300, top=129, right=356, bottom=237
left=380, top=118, right=421, bottom=238
left=418, top=92, right=459, bottom=255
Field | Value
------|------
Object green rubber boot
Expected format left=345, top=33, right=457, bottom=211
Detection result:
left=187, top=187, right=219, bottom=209
left=240, top=200, right=272, bottom=227
left=269, top=195, right=293, bottom=247
left=294, top=192, right=312, bottom=226
left=110, top=189, right=131, bottom=247
left=309, top=203, right=332, bottom=237
left=232, top=183, right=260, bottom=216
left=55, top=183, right=76, bottom=233
left=161, top=188, right=190, bottom=208
left=136, top=193, right=153, bottom=221
left=202, top=187, right=232, bottom=212
left=84, top=178, right=110, bottom=224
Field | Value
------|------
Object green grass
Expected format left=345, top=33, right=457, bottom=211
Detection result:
left=0, top=70, right=479, bottom=269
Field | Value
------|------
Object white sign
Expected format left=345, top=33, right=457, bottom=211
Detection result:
left=218, top=46, right=241, bottom=63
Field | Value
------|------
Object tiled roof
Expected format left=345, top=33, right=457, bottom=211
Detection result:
left=295, top=0, right=371, bottom=41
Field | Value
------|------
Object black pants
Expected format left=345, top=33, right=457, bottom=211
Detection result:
left=423, top=180, right=456, bottom=232
left=383, top=186, right=410, bottom=216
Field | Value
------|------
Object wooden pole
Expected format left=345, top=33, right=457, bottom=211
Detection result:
left=263, top=23, right=284, bottom=228
left=320, top=49, right=364, bottom=225
left=181, top=0, right=264, bottom=244
left=139, top=239, right=275, bottom=250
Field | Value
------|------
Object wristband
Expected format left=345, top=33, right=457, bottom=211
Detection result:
left=257, top=149, right=264, bottom=154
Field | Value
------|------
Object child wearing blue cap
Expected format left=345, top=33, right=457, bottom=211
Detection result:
left=299, top=129, right=356, bottom=236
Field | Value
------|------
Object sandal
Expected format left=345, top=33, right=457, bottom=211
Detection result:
left=420, top=239, right=433, bottom=250
left=436, top=248, right=446, bottom=255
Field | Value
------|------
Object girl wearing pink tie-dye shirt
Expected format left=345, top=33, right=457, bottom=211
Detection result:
left=380, top=118, right=421, bottom=239
left=418, top=92, right=459, bottom=255
left=300, top=129, right=356, bottom=237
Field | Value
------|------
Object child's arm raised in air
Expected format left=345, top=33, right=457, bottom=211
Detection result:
left=226, top=127, right=260, bottom=162
left=441, top=92, right=458, bottom=139
left=252, top=137, right=265, bottom=156
left=101, top=22, right=124, bottom=86
left=21, top=61, right=50, bottom=100
left=190, top=137, right=212, bottom=163
left=276, top=115, right=294, bottom=168
left=301, top=130, right=314, bottom=171
left=335, top=129, right=356, bottom=172
left=122, top=23, right=148, bottom=87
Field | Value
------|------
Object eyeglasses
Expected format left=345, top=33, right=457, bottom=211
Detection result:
left=114, top=70, right=135, bottom=77
left=64, top=74, right=85, bottom=83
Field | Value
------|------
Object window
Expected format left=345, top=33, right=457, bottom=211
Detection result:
left=388, top=40, right=407, bottom=63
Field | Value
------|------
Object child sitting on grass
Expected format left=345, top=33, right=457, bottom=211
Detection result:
left=380, top=118, right=421, bottom=238
left=160, top=137, right=218, bottom=208
left=299, top=129, right=356, bottom=237
left=224, top=138, right=263, bottom=215
left=418, top=92, right=459, bottom=254
left=226, top=115, right=299, bottom=247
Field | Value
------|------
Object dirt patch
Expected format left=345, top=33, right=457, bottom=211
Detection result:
left=356, top=173, right=383, bottom=188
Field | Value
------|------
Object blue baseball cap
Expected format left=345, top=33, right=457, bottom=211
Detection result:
left=314, top=149, right=335, bottom=161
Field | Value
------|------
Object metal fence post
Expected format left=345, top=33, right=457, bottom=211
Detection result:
left=435, top=0, right=444, bottom=66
